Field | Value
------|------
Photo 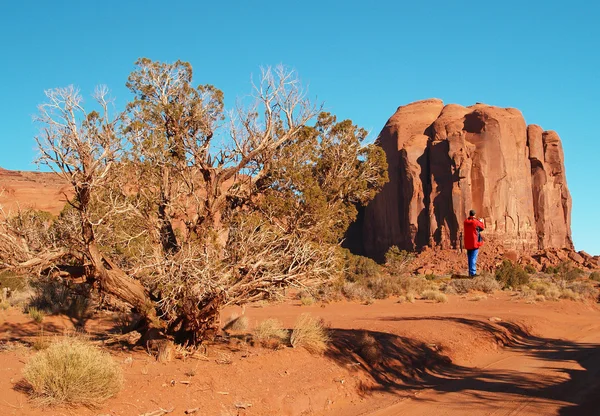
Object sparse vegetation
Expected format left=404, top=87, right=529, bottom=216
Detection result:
left=421, top=290, right=448, bottom=303
left=384, top=246, right=414, bottom=274
left=22, top=338, right=123, bottom=406
left=524, top=263, right=537, bottom=274
left=589, top=271, right=600, bottom=282
left=28, top=307, right=45, bottom=324
left=253, top=319, right=288, bottom=349
left=495, top=260, right=529, bottom=289
left=290, top=314, right=329, bottom=354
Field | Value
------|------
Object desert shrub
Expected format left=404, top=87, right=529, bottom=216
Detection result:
left=524, top=264, right=537, bottom=274
left=424, top=274, right=437, bottom=281
left=253, top=319, right=288, bottom=348
left=528, top=279, right=560, bottom=300
left=223, top=314, right=249, bottom=332
left=590, top=271, right=600, bottom=282
left=356, top=332, right=381, bottom=365
left=546, top=262, right=584, bottom=282
left=567, top=281, right=598, bottom=299
left=398, top=276, right=432, bottom=295
left=384, top=246, right=414, bottom=274
left=290, top=314, right=329, bottom=354
left=560, top=289, right=579, bottom=301
left=22, top=338, right=123, bottom=406
left=472, top=274, right=501, bottom=293
left=341, top=282, right=373, bottom=301
left=300, top=295, right=315, bottom=306
left=367, top=276, right=403, bottom=299
left=28, top=307, right=45, bottom=324
left=405, top=293, right=416, bottom=303
left=495, top=260, right=529, bottom=289
left=421, top=290, right=448, bottom=303
left=444, top=279, right=472, bottom=295
left=341, top=282, right=371, bottom=301
left=470, top=294, right=487, bottom=301
left=342, top=250, right=381, bottom=282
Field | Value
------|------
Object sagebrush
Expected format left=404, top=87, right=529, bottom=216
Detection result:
left=23, top=338, right=123, bottom=406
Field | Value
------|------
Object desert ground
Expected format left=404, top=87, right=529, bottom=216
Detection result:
left=1, top=290, right=599, bottom=416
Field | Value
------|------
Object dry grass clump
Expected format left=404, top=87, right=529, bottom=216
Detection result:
left=290, top=314, right=329, bottom=354
left=566, top=281, right=597, bottom=299
left=559, top=288, right=579, bottom=301
left=470, top=294, right=487, bottom=301
left=421, top=290, right=448, bottom=303
left=27, top=307, right=45, bottom=324
left=529, top=280, right=560, bottom=301
left=22, top=338, right=123, bottom=406
left=341, top=282, right=373, bottom=301
left=223, top=314, right=249, bottom=332
left=589, top=271, right=600, bottom=282
left=253, top=318, right=288, bottom=349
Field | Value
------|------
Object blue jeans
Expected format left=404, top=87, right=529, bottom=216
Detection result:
left=467, top=249, right=479, bottom=276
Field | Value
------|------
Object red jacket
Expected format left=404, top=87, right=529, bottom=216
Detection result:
left=464, top=216, right=485, bottom=250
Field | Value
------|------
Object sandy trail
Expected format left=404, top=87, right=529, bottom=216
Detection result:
left=362, top=322, right=600, bottom=416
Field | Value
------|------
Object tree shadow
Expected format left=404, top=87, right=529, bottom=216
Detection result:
left=326, top=316, right=600, bottom=414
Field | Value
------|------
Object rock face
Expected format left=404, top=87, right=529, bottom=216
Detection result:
left=363, top=99, right=573, bottom=260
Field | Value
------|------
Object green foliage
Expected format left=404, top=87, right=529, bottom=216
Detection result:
left=495, top=260, right=529, bottom=289
left=384, top=246, right=414, bottom=274
left=545, top=262, right=584, bottom=282
left=341, top=249, right=381, bottom=282
left=28, top=307, right=45, bottom=324
left=524, top=264, right=537, bottom=274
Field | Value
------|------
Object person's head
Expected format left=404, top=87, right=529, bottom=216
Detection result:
left=469, top=209, right=476, bottom=217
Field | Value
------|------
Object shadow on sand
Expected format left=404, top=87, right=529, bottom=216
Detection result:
left=325, top=316, right=600, bottom=415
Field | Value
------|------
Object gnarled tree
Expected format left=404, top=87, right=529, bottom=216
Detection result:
left=1, top=60, right=388, bottom=346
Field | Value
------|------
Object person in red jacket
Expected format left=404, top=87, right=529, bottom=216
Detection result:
left=464, top=209, right=485, bottom=276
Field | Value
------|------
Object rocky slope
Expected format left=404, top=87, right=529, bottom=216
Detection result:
left=0, top=167, right=70, bottom=215
left=362, top=99, right=573, bottom=261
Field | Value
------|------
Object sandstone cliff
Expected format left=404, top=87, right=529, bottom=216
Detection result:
left=363, top=99, right=573, bottom=260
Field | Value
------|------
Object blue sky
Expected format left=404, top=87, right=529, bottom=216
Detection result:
left=0, top=0, right=598, bottom=254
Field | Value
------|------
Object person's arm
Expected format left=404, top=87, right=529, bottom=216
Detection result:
left=477, top=218, right=485, bottom=230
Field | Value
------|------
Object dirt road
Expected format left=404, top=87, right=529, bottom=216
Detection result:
left=362, top=322, right=600, bottom=416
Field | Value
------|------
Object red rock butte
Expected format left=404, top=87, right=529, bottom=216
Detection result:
left=362, top=99, right=572, bottom=260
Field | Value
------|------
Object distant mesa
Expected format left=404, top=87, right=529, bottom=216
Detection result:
left=359, top=99, right=573, bottom=261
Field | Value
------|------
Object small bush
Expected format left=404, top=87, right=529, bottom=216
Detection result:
left=524, top=264, right=537, bottom=274
left=367, top=276, right=403, bottom=299
left=341, top=282, right=373, bottom=301
left=300, top=295, right=315, bottom=306
left=567, top=281, right=598, bottom=299
left=342, top=250, right=381, bottom=282
left=22, top=338, right=123, bottom=406
left=253, top=319, right=288, bottom=348
left=444, top=279, right=472, bottom=295
left=589, top=271, right=600, bottom=282
left=560, top=289, right=579, bottom=301
left=405, top=293, right=416, bottom=303
left=421, top=290, right=448, bottom=303
left=472, top=275, right=501, bottom=293
left=223, top=314, right=249, bottom=332
left=399, top=276, right=432, bottom=295
left=356, top=332, right=381, bottom=365
left=28, top=307, right=45, bottom=324
left=495, top=260, right=529, bottom=289
left=384, top=246, right=414, bottom=274
left=290, top=314, right=329, bottom=354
